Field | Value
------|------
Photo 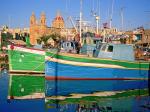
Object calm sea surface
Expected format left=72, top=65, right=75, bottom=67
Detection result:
left=0, top=71, right=45, bottom=112
left=46, top=80, right=148, bottom=96
left=0, top=71, right=150, bottom=112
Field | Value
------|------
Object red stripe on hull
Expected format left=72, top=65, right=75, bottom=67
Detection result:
left=45, top=76, right=146, bottom=80
left=9, top=71, right=44, bottom=74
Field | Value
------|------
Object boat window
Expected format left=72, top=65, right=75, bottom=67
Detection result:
left=84, top=39, right=86, bottom=44
left=101, top=45, right=107, bottom=51
left=61, top=43, right=65, bottom=48
left=71, top=42, right=74, bottom=47
left=96, top=44, right=102, bottom=49
left=94, top=40, right=97, bottom=44
left=67, top=43, right=70, bottom=47
left=96, top=44, right=99, bottom=49
left=107, top=45, right=113, bottom=52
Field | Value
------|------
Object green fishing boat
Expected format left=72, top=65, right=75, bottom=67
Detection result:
left=7, top=45, right=45, bottom=99
left=8, top=45, right=45, bottom=74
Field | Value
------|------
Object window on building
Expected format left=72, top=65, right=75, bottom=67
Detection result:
left=146, top=35, right=148, bottom=39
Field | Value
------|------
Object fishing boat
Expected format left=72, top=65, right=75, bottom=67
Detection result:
left=45, top=42, right=149, bottom=80
left=7, top=44, right=45, bottom=74
left=44, top=0, right=150, bottom=81
left=7, top=44, right=45, bottom=99
left=6, top=37, right=149, bottom=101
left=7, top=41, right=149, bottom=80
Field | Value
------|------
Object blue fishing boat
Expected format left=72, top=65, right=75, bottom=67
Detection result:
left=45, top=42, right=149, bottom=80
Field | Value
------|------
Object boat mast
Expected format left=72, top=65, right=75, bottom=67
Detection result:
left=110, top=0, right=114, bottom=29
left=96, top=16, right=100, bottom=34
left=121, top=7, right=124, bottom=31
left=91, top=0, right=100, bottom=34
left=79, top=0, right=82, bottom=43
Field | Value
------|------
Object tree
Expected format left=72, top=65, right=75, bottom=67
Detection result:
left=1, top=32, right=13, bottom=47
left=38, top=33, right=62, bottom=48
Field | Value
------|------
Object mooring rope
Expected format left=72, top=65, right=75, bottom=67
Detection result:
left=24, top=49, right=59, bottom=75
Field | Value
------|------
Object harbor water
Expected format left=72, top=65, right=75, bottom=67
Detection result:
left=0, top=71, right=150, bottom=112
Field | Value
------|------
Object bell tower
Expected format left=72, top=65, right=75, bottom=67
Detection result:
left=30, top=12, right=36, bottom=26
left=30, top=12, right=37, bottom=45
left=40, top=12, right=46, bottom=26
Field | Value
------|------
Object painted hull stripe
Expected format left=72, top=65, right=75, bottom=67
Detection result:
left=45, top=56, right=126, bottom=69
left=48, top=52, right=149, bottom=64
left=46, top=56, right=149, bottom=70
left=9, top=70, right=44, bottom=74
left=45, top=76, right=148, bottom=80
left=8, top=45, right=45, bottom=55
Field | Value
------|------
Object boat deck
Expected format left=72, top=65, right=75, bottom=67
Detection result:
left=60, top=52, right=89, bottom=58
left=58, top=52, right=150, bottom=63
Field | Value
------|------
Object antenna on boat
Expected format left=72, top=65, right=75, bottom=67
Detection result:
left=120, top=7, right=125, bottom=31
left=95, top=16, right=100, bottom=34
left=90, top=0, right=100, bottom=34
left=98, top=0, right=101, bottom=29
left=110, top=0, right=114, bottom=29
left=79, top=0, right=83, bottom=43
left=8, top=15, right=11, bottom=29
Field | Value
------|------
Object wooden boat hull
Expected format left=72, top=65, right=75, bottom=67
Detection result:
left=7, top=45, right=45, bottom=99
left=8, top=45, right=45, bottom=74
left=45, top=52, right=149, bottom=80
left=7, top=46, right=149, bottom=80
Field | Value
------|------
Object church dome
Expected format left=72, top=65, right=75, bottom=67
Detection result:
left=52, top=11, right=65, bottom=28
left=55, top=16, right=64, bottom=21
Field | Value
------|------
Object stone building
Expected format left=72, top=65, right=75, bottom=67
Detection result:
left=52, top=12, right=65, bottom=29
left=125, top=28, right=150, bottom=47
left=143, top=29, right=150, bottom=46
left=29, top=12, right=65, bottom=45
left=125, top=31, right=133, bottom=44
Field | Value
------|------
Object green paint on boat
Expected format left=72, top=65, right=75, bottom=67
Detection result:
left=8, top=50, right=45, bottom=72
left=9, top=75, right=45, bottom=97
left=46, top=52, right=149, bottom=70
left=46, top=89, right=148, bottom=104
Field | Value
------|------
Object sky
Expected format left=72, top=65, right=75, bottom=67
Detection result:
left=0, top=0, right=150, bottom=31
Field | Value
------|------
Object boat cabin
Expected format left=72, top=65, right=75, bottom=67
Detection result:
left=60, top=41, right=77, bottom=53
left=94, top=43, right=135, bottom=61
left=80, top=44, right=96, bottom=57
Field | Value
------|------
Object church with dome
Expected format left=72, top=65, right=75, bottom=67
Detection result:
left=29, top=12, right=65, bottom=45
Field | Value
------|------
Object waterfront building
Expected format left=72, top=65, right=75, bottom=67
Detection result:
left=29, top=12, right=65, bottom=45
left=125, top=27, right=150, bottom=46
left=143, top=29, right=150, bottom=46
left=52, top=11, right=65, bottom=28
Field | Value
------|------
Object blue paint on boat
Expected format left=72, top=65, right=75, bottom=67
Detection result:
left=45, top=61, right=148, bottom=79
left=95, top=43, right=135, bottom=61
left=45, top=80, right=148, bottom=96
